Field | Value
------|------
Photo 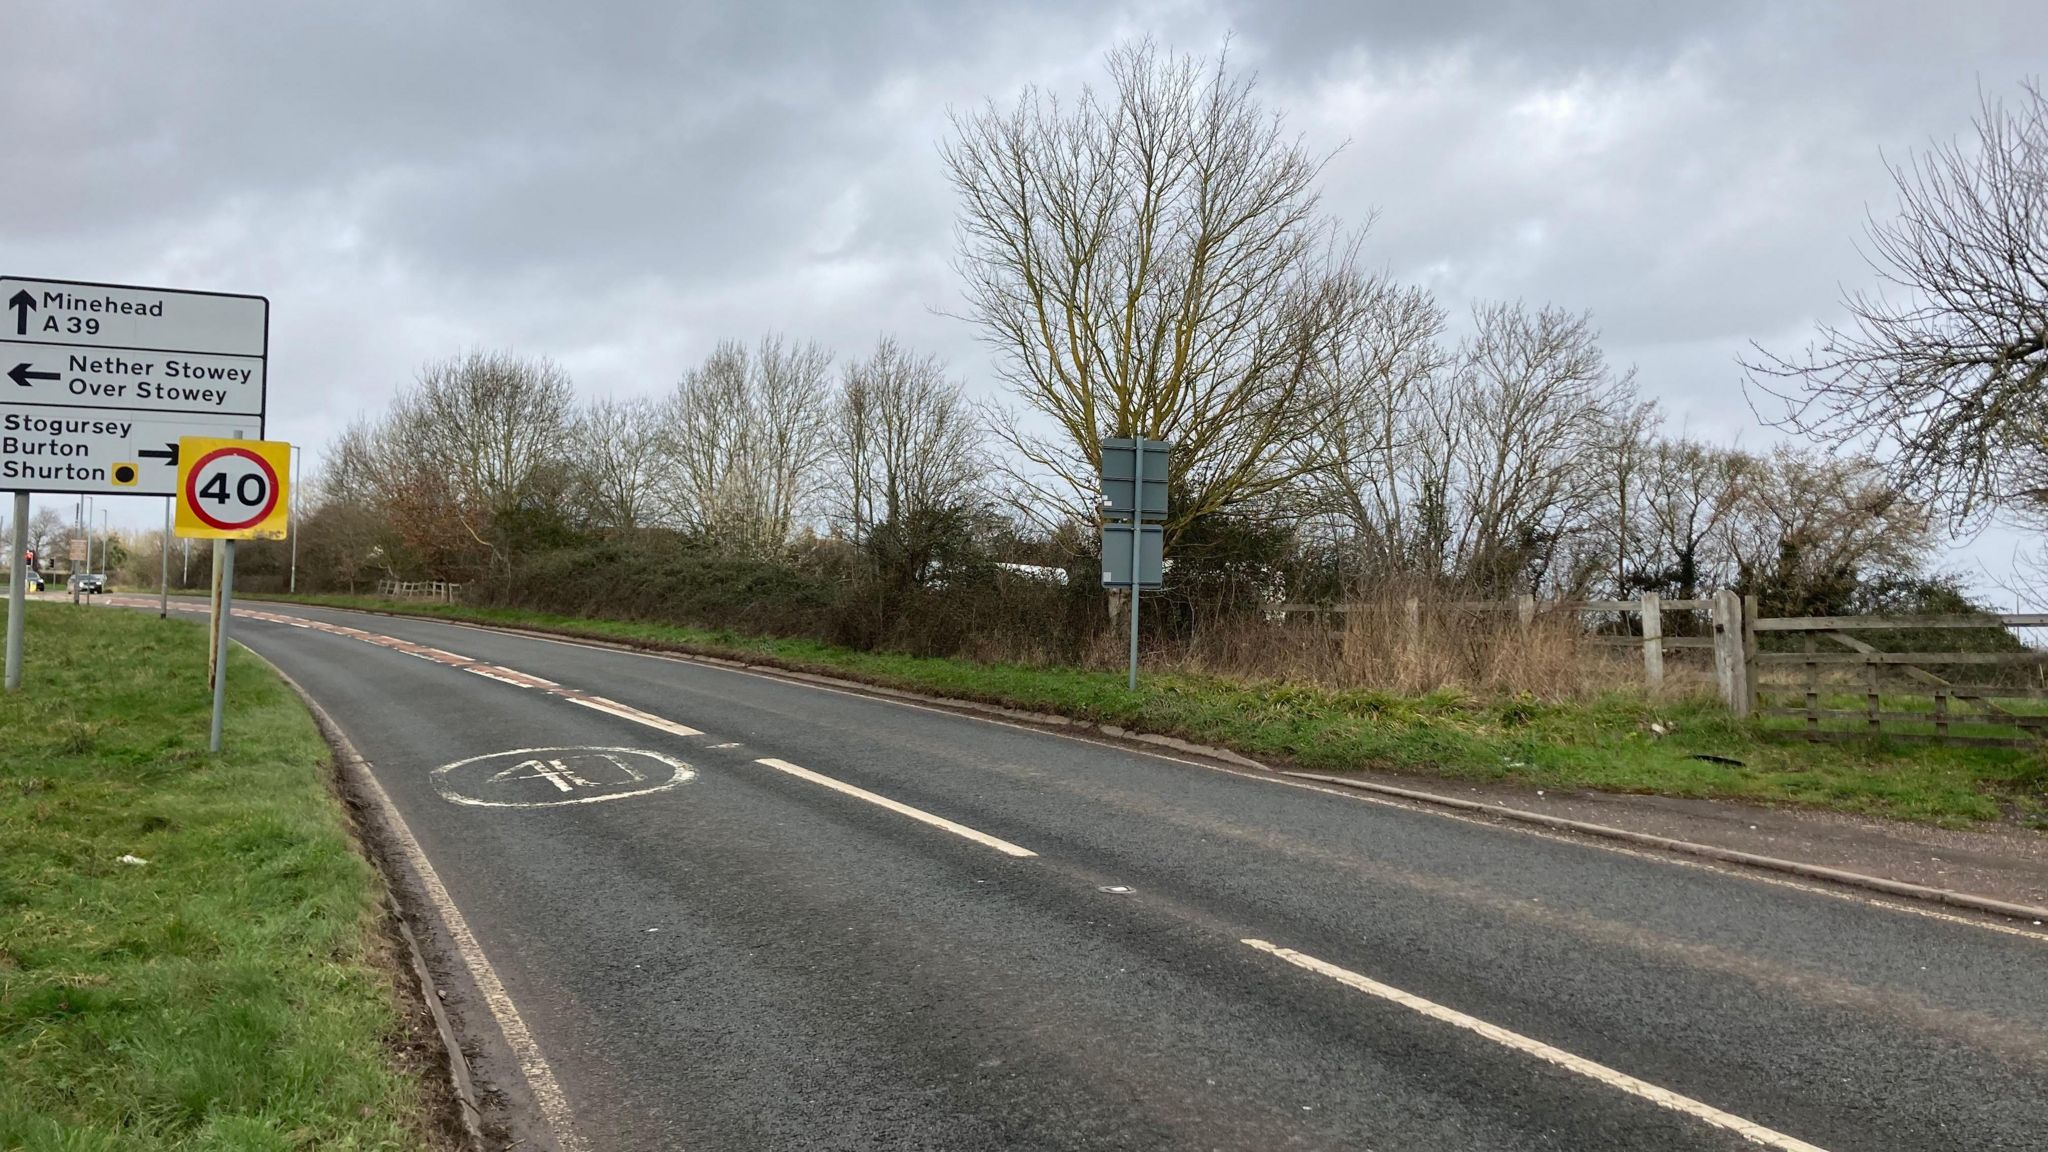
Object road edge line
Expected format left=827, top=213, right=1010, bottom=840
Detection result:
left=243, top=600, right=2048, bottom=926
left=256, top=651, right=585, bottom=1152
left=1283, top=771, right=2048, bottom=923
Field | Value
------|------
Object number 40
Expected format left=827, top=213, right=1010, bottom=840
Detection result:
left=199, top=471, right=268, bottom=506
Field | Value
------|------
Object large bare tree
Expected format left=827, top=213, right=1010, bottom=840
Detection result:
left=1303, top=281, right=1452, bottom=582
left=1747, top=82, right=2048, bottom=528
left=1718, top=445, right=1932, bottom=612
left=832, top=338, right=986, bottom=553
left=1435, top=303, right=1640, bottom=593
left=944, top=40, right=1368, bottom=539
left=574, top=395, right=666, bottom=533
left=657, top=335, right=834, bottom=556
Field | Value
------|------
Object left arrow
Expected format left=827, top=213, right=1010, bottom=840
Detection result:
left=6, top=289, right=33, bottom=336
left=7, top=362, right=58, bottom=388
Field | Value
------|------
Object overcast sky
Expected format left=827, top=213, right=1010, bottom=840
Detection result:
left=5, top=1, right=2042, bottom=591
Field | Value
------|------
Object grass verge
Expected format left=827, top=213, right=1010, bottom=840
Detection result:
left=257, top=594, right=2048, bottom=827
left=1, top=602, right=444, bottom=1150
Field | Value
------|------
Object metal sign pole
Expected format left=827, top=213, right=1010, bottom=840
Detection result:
left=208, top=540, right=224, bottom=684
left=1128, top=438, right=1142, bottom=692
left=209, top=540, right=235, bottom=752
left=159, top=497, right=170, bottom=618
left=5, top=491, right=27, bottom=691
left=288, top=444, right=300, bottom=594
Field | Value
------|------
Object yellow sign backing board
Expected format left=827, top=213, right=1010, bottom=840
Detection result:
left=174, top=437, right=292, bottom=540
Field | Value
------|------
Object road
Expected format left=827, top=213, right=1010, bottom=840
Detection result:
left=130, top=597, right=2048, bottom=1150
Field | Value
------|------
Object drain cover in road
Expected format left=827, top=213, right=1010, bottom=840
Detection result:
left=433, top=747, right=694, bottom=808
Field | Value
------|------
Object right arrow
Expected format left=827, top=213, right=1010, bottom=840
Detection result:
left=7, top=362, right=58, bottom=388
left=7, top=289, right=32, bottom=336
left=138, top=443, right=179, bottom=465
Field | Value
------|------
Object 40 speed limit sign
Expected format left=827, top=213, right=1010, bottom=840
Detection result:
left=174, top=436, right=292, bottom=539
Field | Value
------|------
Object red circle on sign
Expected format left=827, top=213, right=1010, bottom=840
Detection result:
left=184, top=446, right=281, bottom=531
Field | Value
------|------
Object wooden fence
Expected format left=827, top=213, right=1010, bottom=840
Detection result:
left=1748, top=610, right=2048, bottom=747
left=1275, top=590, right=1747, bottom=699
left=375, top=579, right=465, bottom=604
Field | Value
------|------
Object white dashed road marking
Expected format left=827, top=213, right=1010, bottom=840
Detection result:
left=755, top=757, right=1038, bottom=859
left=1242, top=939, right=1829, bottom=1152
left=567, top=695, right=704, bottom=737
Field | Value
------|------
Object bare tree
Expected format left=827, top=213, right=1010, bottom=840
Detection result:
left=1719, top=445, right=1932, bottom=613
left=1439, top=302, right=1640, bottom=593
left=1303, top=281, right=1452, bottom=582
left=317, top=351, right=578, bottom=579
left=1586, top=400, right=1662, bottom=596
left=575, top=395, right=665, bottom=533
left=944, top=39, right=1369, bottom=539
left=657, top=335, right=833, bottom=556
left=1747, top=81, right=2048, bottom=528
left=1639, top=438, right=1748, bottom=600
left=24, top=506, right=67, bottom=565
left=832, top=338, right=986, bottom=552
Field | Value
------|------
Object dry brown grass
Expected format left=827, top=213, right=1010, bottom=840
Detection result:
left=1161, top=592, right=1714, bottom=701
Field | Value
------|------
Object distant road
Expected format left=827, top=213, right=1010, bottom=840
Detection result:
left=127, top=597, right=2048, bottom=1150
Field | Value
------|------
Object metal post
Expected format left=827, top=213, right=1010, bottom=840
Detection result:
left=289, top=444, right=300, bottom=594
left=160, top=497, right=171, bottom=617
left=1128, top=437, right=1141, bottom=692
left=208, top=541, right=224, bottom=685
left=6, top=491, right=27, bottom=691
left=209, top=540, right=236, bottom=752
left=72, top=496, right=82, bottom=605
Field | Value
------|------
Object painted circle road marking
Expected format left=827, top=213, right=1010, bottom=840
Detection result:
left=433, top=747, right=694, bottom=809
left=184, top=444, right=281, bottom=531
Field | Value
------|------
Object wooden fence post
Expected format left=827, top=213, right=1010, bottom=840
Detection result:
left=1403, top=596, right=1420, bottom=649
left=1516, top=593, right=1536, bottom=627
left=1639, top=591, right=1664, bottom=691
left=1742, top=593, right=1759, bottom=717
left=1712, top=589, right=1752, bottom=718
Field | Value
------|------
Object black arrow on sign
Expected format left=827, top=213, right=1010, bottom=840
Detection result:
left=138, top=443, right=178, bottom=465
left=7, top=290, right=33, bottom=336
left=7, top=362, right=57, bottom=388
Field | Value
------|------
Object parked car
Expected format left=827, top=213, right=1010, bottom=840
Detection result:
left=24, top=570, right=45, bottom=592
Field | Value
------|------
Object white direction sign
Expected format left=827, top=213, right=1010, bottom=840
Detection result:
left=1, top=276, right=268, bottom=496
left=3, top=412, right=254, bottom=493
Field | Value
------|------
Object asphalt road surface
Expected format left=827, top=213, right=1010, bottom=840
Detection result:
left=137, top=598, right=2048, bottom=1150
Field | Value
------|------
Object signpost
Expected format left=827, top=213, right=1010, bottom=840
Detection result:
left=1099, top=436, right=1169, bottom=691
left=175, top=435, right=291, bottom=752
left=2, top=275, right=267, bottom=694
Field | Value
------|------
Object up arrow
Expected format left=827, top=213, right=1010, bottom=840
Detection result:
left=7, top=362, right=58, bottom=388
left=7, top=290, right=32, bottom=337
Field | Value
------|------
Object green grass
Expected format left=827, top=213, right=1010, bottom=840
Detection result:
left=0, top=603, right=438, bottom=1150
left=259, top=594, right=2048, bottom=828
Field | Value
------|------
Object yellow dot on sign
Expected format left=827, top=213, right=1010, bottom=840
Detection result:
left=111, top=463, right=139, bottom=487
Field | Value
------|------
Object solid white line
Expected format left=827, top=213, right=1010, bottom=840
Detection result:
left=346, top=747, right=588, bottom=1152
left=465, top=666, right=535, bottom=688
left=568, top=695, right=704, bottom=737
left=1241, top=939, right=1829, bottom=1152
left=754, top=757, right=1038, bottom=858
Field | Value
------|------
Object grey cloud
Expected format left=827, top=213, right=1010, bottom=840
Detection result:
left=5, top=0, right=2041, bottom=589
